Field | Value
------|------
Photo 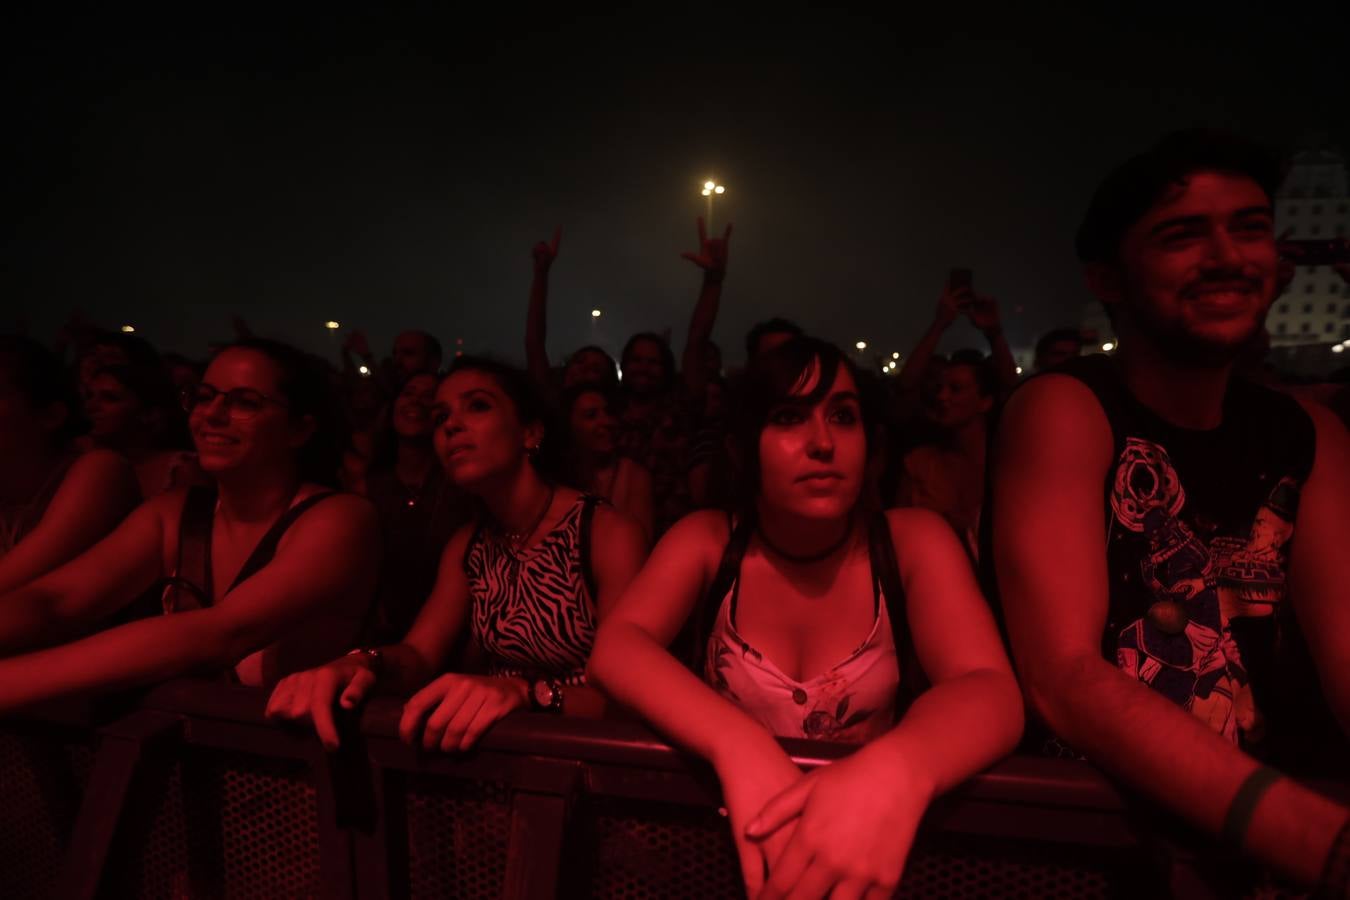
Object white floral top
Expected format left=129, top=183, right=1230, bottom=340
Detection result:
left=704, top=587, right=898, bottom=743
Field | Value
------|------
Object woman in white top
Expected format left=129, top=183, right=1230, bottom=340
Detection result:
left=588, top=337, right=1022, bottom=899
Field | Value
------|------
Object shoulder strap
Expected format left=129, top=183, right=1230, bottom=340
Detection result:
left=224, top=490, right=338, bottom=596
left=579, top=494, right=602, bottom=602
left=166, top=485, right=217, bottom=610
left=868, top=511, right=926, bottom=720
left=689, top=513, right=754, bottom=672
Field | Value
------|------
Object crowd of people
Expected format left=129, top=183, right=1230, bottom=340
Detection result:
left=2, top=129, right=1349, bottom=897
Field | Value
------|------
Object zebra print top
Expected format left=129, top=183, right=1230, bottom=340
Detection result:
left=466, top=494, right=598, bottom=681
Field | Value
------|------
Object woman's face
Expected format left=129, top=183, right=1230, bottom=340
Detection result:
left=432, top=369, right=541, bottom=489
left=929, top=363, right=992, bottom=430
left=620, top=339, right=668, bottom=395
left=391, top=374, right=437, bottom=440
left=188, top=348, right=310, bottom=477
left=563, top=349, right=613, bottom=388
left=757, top=362, right=867, bottom=520
left=569, top=390, right=617, bottom=457
left=84, top=373, right=143, bottom=440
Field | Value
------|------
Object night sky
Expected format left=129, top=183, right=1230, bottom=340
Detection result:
left=5, top=7, right=1348, bottom=366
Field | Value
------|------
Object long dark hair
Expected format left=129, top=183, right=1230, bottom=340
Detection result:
left=440, top=355, right=564, bottom=484
left=225, top=338, right=346, bottom=488
left=725, top=336, right=881, bottom=521
left=91, top=362, right=191, bottom=451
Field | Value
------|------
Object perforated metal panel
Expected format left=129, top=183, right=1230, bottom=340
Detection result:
left=404, top=774, right=511, bottom=899
left=102, top=747, right=319, bottom=899
left=0, top=730, right=95, bottom=900
left=564, top=795, right=744, bottom=899
left=898, top=837, right=1113, bottom=899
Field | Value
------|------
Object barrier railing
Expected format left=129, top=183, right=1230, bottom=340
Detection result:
left=0, top=678, right=1336, bottom=899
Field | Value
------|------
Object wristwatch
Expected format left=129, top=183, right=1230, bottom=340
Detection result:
left=529, top=677, right=564, bottom=713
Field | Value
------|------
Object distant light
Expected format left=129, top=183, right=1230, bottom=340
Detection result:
left=855, top=341, right=867, bottom=351
left=120, top=324, right=136, bottom=333
left=325, top=320, right=340, bottom=330
left=704, top=181, right=715, bottom=190
left=891, top=352, right=900, bottom=359
left=1102, top=341, right=1116, bottom=352
left=591, top=309, right=602, bottom=318
left=358, top=365, right=370, bottom=376
left=1335, top=345, right=1346, bottom=354
left=714, top=185, right=725, bottom=194
left=701, top=189, right=711, bottom=196
left=1016, top=366, right=1024, bottom=375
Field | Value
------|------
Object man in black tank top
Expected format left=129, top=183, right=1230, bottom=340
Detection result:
left=986, top=130, right=1350, bottom=893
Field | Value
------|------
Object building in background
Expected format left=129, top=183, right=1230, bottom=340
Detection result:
left=1268, top=149, right=1350, bottom=371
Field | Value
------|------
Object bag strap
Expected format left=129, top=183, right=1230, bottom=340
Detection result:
left=165, top=485, right=217, bottom=611
left=868, top=510, right=926, bottom=719
left=224, top=490, right=338, bottom=596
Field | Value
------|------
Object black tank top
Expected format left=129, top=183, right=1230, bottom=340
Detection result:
left=984, top=355, right=1319, bottom=756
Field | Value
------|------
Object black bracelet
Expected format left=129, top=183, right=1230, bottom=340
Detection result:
left=1221, top=766, right=1282, bottom=848
left=1315, top=817, right=1350, bottom=900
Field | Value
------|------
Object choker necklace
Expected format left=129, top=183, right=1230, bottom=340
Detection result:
left=756, top=518, right=854, bottom=564
left=501, top=486, right=555, bottom=549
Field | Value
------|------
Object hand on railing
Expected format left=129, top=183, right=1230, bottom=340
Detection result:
left=398, top=673, right=529, bottom=752
left=266, top=656, right=377, bottom=751
left=747, top=741, right=928, bottom=899
left=713, top=736, right=804, bottom=897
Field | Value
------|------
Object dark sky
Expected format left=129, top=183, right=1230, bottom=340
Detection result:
left=5, top=6, right=1348, bottom=365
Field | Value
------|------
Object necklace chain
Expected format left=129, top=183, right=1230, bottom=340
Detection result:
left=501, top=486, right=555, bottom=549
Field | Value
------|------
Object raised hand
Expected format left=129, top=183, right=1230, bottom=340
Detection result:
left=532, top=227, right=562, bottom=275
left=681, top=217, right=732, bottom=281
left=935, top=282, right=971, bottom=327
left=965, top=294, right=1003, bottom=335
left=398, top=673, right=529, bottom=752
left=265, top=655, right=378, bottom=751
left=747, top=741, right=932, bottom=900
left=344, top=328, right=372, bottom=358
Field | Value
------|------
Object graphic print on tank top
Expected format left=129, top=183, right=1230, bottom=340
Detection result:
left=1108, top=436, right=1301, bottom=745
left=466, top=497, right=596, bottom=678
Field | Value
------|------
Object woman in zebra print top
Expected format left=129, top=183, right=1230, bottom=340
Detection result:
left=268, top=357, right=646, bottom=752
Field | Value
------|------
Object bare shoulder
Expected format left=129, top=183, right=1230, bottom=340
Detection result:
left=591, top=502, right=645, bottom=543
left=63, top=449, right=137, bottom=493
left=1293, top=394, right=1350, bottom=442
left=883, top=507, right=964, bottom=558
left=287, top=489, right=379, bottom=542
left=1001, top=374, right=1105, bottom=425
left=654, top=508, right=732, bottom=564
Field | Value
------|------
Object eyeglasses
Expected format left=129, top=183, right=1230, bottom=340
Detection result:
left=181, top=384, right=288, bottom=420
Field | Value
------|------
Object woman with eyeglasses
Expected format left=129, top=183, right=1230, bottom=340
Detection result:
left=587, top=338, right=1022, bottom=899
left=0, top=336, right=140, bottom=597
left=266, top=357, right=647, bottom=753
left=0, top=339, right=379, bottom=710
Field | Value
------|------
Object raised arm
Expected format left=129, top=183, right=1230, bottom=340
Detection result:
left=965, top=294, right=1020, bottom=391
left=679, top=217, right=731, bottom=399
left=1288, top=400, right=1350, bottom=737
left=0, top=494, right=380, bottom=714
left=0, top=449, right=141, bottom=597
left=895, top=282, right=963, bottom=394
left=0, top=490, right=169, bottom=654
left=749, top=508, right=1023, bottom=899
left=525, top=228, right=561, bottom=391
left=995, top=376, right=1348, bottom=887
left=588, top=511, right=805, bottom=895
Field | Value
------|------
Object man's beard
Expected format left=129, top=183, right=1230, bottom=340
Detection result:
left=1123, top=280, right=1269, bottom=369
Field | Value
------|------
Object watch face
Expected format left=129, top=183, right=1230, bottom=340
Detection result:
left=533, top=680, right=555, bottom=708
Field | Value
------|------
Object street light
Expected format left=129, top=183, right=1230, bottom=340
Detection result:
left=891, top=352, right=900, bottom=359
left=358, top=365, right=371, bottom=376
left=591, top=309, right=602, bottom=318
left=120, top=324, right=136, bottom=333
left=1102, top=341, right=1116, bottom=352
left=325, top=321, right=340, bottom=330
left=855, top=341, right=867, bottom=351
left=701, top=179, right=727, bottom=229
